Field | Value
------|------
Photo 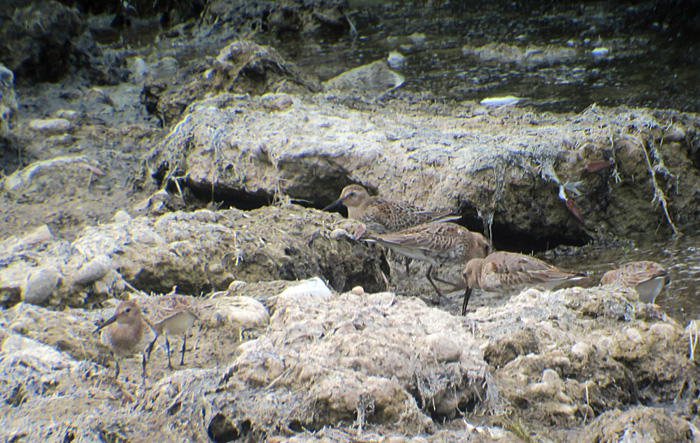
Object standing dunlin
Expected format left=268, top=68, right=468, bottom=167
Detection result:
left=600, top=261, right=669, bottom=304
left=144, top=294, right=200, bottom=370
left=367, top=222, right=491, bottom=301
left=323, top=184, right=459, bottom=237
left=461, top=251, right=586, bottom=314
left=94, top=300, right=149, bottom=379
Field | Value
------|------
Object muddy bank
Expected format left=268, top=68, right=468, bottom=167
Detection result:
left=1, top=279, right=699, bottom=441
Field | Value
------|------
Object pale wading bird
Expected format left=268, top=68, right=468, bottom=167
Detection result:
left=144, top=294, right=200, bottom=370
left=94, top=300, right=150, bottom=380
left=323, top=184, right=460, bottom=238
left=366, top=222, right=491, bottom=301
left=600, top=261, right=669, bottom=304
left=461, top=251, right=586, bottom=315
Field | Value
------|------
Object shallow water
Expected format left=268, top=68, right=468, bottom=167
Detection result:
left=548, top=234, right=700, bottom=326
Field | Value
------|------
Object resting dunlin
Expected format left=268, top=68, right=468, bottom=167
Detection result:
left=367, top=222, right=491, bottom=301
left=600, top=261, right=669, bottom=304
left=461, top=251, right=585, bottom=314
left=94, top=300, right=149, bottom=379
left=323, top=184, right=459, bottom=237
left=145, top=294, right=199, bottom=370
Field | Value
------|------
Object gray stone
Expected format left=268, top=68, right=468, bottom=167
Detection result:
left=21, top=266, right=62, bottom=305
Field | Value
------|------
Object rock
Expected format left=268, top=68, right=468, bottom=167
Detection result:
left=387, top=51, right=406, bottom=69
left=0, top=64, right=17, bottom=140
left=480, top=96, right=521, bottom=107
left=2, top=155, right=93, bottom=193
left=207, top=294, right=270, bottom=334
left=409, top=32, right=427, bottom=48
left=324, top=60, right=404, bottom=95
left=1, top=206, right=386, bottom=306
left=222, top=288, right=492, bottom=431
left=580, top=406, right=697, bottom=442
left=142, top=97, right=700, bottom=245
left=72, top=255, right=113, bottom=286
left=0, top=1, right=84, bottom=83
left=261, top=93, right=295, bottom=111
left=591, top=47, right=610, bottom=57
left=129, top=57, right=150, bottom=83
left=28, top=118, right=72, bottom=134
left=21, top=266, right=62, bottom=305
left=112, top=210, right=132, bottom=223
left=53, top=109, right=78, bottom=120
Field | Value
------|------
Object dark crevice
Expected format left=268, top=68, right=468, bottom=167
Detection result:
left=177, top=179, right=588, bottom=253
left=207, top=413, right=240, bottom=443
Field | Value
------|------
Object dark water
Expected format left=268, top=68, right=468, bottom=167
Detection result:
left=276, top=2, right=700, bottom=325
left=281, top=2, right=700, bottom=114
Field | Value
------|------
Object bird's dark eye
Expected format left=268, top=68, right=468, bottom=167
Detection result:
left=124, top=307, right=131, bottom=313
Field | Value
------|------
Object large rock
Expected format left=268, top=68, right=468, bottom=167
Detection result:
left=0, top=204, right=386, bottom=306
left=0, top=1, right=84, bottom=83
left=1, top=279, right=697, bottom=441
left=143, top=94, right=700, bottom=247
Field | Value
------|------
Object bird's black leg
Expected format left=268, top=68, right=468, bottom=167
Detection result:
left=180, top=334, right=187, bottom=366
left=426, top=265, right=444, bottom=302
left=114, top=356, right=121, bottom=380
left=166, top=336, right=173, bottom=370
left=461, top=287, right=473, bottom=315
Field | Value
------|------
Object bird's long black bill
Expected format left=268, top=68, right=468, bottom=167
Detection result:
left=322, top=198, right=343, bottom=212
left=94, top=314, right=118, bottom=334
left=461, top=287, right=473, bottom=316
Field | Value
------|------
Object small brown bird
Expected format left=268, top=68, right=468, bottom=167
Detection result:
left=600, top=261, right=669, bottom=304
left=145, top=294, right=200, bottom=370
left=94, top=300, right=149, bottom=379
left=367, top=222, right=491, bottom=300
left=461, top=251, right=586, bottom=314
left=323, top=184, right=459, bottom=237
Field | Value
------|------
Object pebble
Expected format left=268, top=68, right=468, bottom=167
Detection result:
left=625, top=327, right=643, bottom=343
left=22, top=266, right=63, bottom=305
left=351, top=286, right=364, bottom=295
left=387, top=51, right=406, bottom=69
left=54, top=109, right=78, bottom=120
left=112, top=210, right=132, bottom=223
left=29, top=118, right=71, bottom=133
left=409, top=32, right=427, bottom=47
left=261, top=93, right=294, bottom=111
left=591, top=47, right=610, bottom=57
left=664, top=125, right=686, bottom=142
left=73, top=255, right=112, bottom=286
left=480, top=95, right=520, bottom=107
left=571, top=341, right=592, bottom=359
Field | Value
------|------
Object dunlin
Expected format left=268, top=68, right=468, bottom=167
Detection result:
left=323, top=184, right=459, bottom=237
left=461, top=251, right=585, bottom=314
left=367, top=222, right=491, bottom=301
left=600, top=261, right=669, bottom=304
left=144, top=294, right=199, bottom=370
left=94, top=300, right=149, bottom=379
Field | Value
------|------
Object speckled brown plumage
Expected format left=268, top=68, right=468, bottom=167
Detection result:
left=600, top=261, right=668, bottom=304
left=461, top=251, right=585, bottom=314
left=368, top=222, right=492, bottom=300
left=324, top=185, right=458, bottom=236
